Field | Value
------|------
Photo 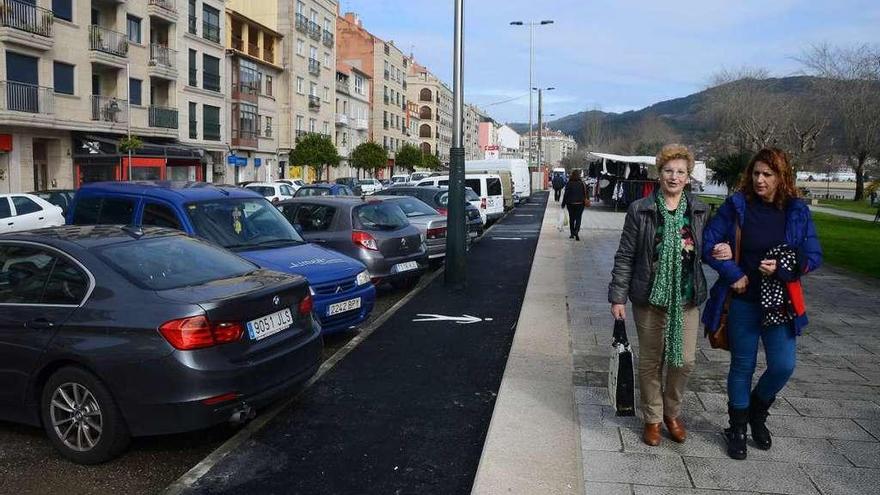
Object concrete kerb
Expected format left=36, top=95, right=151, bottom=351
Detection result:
left=471, top=196, right=584, bottom=494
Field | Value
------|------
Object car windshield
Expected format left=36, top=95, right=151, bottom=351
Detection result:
left=185, top=198, right=304, bottom=250
left=97, top=236, right=257, bottom=291
left=296, top=187, right=330, bottom=197
left=358, top=179, right=374, bottom=185
left=354, top=202, right=409, bottom=230
left=246, top=186, right=275, bottom=197
left=465, top=188, right=479, bottom=201
left=390, top=197, right=438, bottom=217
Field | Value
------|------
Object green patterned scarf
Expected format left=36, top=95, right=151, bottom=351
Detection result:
left=649, top=193, right=688, bottom=367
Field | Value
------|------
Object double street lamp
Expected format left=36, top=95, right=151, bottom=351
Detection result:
left=510, top=19, right=554, bottom=171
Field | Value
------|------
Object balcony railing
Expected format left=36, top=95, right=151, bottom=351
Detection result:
left=352, top=118, right=368, bottom=130
left=149, top=44, right=176, bottom=68
left=247, top=42, right=259, bottom=57
left=336, top=80, right=349, bottom=94
left=308, top=95, right=320, bottom=110
left=0, top=0, right=53, bottom=37
left=203, top=122, right=220, bottom=141
left=335, top=113, right=348, bottom=126
left=90, top=95, right=128, bottom=123
left=264, top=47, right=274, bottom=63
left=188, top=14, right=196, bottom=34
left=202, top=21, right=220, bottom=43
left=203, top=72, right=220, bottom=92
left=148, top=0, right=176, bottom=13
left=89, top=25, right=128, bottom=57
left=231, top=36, right=243, bottom=51
left=308, top=58, right=320, bottom=76
left=149, top=105, right=178, bottom=128
left=231, top=129, right=258, bottom=148
left=295, top=13, right=308, bottom=33
left=322, top=30, right=333, bottom=47
left=307, top=20, right=320, bottom=40
left=0, top=81, right=53, bottom=114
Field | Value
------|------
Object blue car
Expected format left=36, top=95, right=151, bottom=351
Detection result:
left=294, top=184, right=355, bottom=197
left=67, top=182, right=376, bottom=334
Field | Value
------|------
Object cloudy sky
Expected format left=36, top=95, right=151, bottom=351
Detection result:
left=339, top=0, right=880, bottom=124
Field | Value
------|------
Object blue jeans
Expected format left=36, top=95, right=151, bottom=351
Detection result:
left=727, top=299, right=797, bottom=409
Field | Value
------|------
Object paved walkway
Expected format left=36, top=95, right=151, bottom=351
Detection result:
left=568, top=207, right=880, bottom=495
left=809, top=205, right=877, bottom=222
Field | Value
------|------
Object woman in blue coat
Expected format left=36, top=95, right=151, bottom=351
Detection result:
left=702, top=148, right=822, bottom=460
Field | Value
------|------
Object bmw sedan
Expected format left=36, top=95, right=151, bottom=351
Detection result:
left=0, top=225, right=322, bottom=464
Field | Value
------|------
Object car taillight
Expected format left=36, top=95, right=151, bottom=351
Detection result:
left=435, top=207, right=448, bottom=216
left=480, top=198, right=487, bottom=209
left=427, top=226, right=447, bottom=239
left=159, top=315, right=243, bottom=350
left=298, top=294, right=313, bottom=316
left=352, top=230, right=379, bottom=250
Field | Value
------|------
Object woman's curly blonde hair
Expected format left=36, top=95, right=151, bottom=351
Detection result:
left=655, top=144, right=695, bottom=174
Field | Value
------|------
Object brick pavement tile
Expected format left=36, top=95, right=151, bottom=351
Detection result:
left=684, top=457, right=818, bottom=494
left=584, top=481, right=633, bottom=495
left=786, top=397, right=880, bottom=420
left=853, top=419, right=880, bottom=441
left=632, top=487, right=762, bottom=495
left=767, top=416, right=874, bottom=441
left=696, top=392, right=800, bottom=416
left=806, top=464, right=880, bottom=495
left=745, top=436, right=850, bottom=466
left=801, top=384, right=880, bottom=403
left=830, top=440, right=880, bottom=468
left=620, top=428, right=726, bottom=458
left=581, top=426, right=624, bottom=452
left=582, top=451, right=692, bottom=487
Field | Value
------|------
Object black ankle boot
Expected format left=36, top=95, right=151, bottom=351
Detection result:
left=725, top=405, right=749, bottom=460
left=749, top=392, right=774, bottom=450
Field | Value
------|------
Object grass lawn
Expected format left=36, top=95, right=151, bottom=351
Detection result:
left=810, top=212, right=880, bottom=279
left=814, top=198, right=879, bottom=216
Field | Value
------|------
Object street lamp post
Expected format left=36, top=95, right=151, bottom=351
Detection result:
left=510, top=20, right=553, bottom=173
left=534, top=86, right=554, bottom=172
left=445, top=0, right=467, bottom=288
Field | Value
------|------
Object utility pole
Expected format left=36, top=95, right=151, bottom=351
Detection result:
left=534, top=86, right=554, bottom=173
left=445, top=0, right=466, bottom=288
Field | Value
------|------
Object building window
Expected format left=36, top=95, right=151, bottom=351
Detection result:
left=203, top=54, right=220, bottom=91
left=354, top=74, right=364, bottom=94
left=202, top=5, right=221, bottom=43
left=324, top=52, right=330, bottom=67
left=203, top=105, right=221, bottom=141
left=296, top=39, right=304, bottom=56
left=322, top=122, right=329, bottom=135
left=296, top=1, right=304, bottom=15
left=384, top=44, right=389, bottom=55
left=188, top=0, right=197, bottom=35
left=265, top=116, right=273, bottom=137
left=266, top=75, right=273, bottom=96
left=52, top=0, right=72, bottom=22
left=296, top=115, right=304, bottom=130
left=323, top=86, right=329, bottom=102
left=308, top=118, right=316, bottom=132
left=188, top=49, right=197, bottom=86
left=53, top=62, right=74, bottom=95
left=309, top=82, right=317, bottom=97
left=126, top=15, right=142, bottom=44
left=189, top=102, right=197, bottom=139
left=309, top=46, right=317, bottom=61
left=296, top=77, right=304, bottom=94
left=236, top=102, right=258, bottom=138
left=129, top=78, right=142, bottom=106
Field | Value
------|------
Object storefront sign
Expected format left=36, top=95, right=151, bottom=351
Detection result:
left=254, top=158, right=262, bottom=167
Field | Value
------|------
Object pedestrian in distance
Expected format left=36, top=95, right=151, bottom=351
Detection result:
left=608, top=144, right=709, bottom=447
left=552, top=173, right=565, bottom=202
left=560, top=169, right=589, bottom=240
left=703, top=147, right=822, bottom=460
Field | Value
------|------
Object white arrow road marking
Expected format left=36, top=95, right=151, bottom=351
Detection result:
left=412, top=314, right=493, bottom=324
left=491, top=237, right=523, bottom=240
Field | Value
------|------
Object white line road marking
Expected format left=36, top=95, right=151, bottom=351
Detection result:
left=491, top=237, right=524, bottom=240
left=412, top=314, right=493, bottom=324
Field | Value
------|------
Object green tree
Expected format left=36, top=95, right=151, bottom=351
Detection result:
left=350, top=142, right=387, bottom=177
left=289, top=133, right=339, bottom=181
left=709, top=151, right=751, bottom=195
left=395, top=144, right=423, bottom=173
left=422, top=153, right=444, bottom=171
left=118, top=135, right=144, bottom=154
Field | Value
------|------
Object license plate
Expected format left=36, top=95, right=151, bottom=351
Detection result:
left=327, top=297, right=361, bottom=316
left=246, top=308, right=293, bottom=341
left=393, top=261, right=418, bottom=273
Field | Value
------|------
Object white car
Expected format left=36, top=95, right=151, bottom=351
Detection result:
left=275, top=179, right=304, bottom=191
left=0, top=193, right=65, bottom=234
left=245, top=182, right=296, bottom=203
left=390, top=174, right=410, bottom=185
left=358, top=178, right=383, bottom=195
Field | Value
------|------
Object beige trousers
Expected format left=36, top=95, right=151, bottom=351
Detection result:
left=631, top=303, right=699, bottom=424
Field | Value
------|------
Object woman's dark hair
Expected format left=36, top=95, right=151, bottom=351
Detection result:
left=569, top=169, right=581, bottom=182
left=738, top=147, right=798, bottom=209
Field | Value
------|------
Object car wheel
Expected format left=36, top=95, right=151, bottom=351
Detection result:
left=40, top=366, right=130, bottom=464
left=391, top=275, right=420, bottom=290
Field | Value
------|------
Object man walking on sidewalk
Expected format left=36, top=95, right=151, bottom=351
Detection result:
left=552, top=173, right=566, bottom=202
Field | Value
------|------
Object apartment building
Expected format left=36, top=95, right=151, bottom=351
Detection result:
left=0, top=0, right=225, bottom=192
left=464, top=104, right=485, bottom=160
left=224, top=7, right=282, bottom=184
left=526, top=128, right=577, bottom=168
left=334, top=62, right=369, bottom=177
left=406, top=58, right=452, bottom=166
left=405, top=100, right=419, bottom=148
left=337, top=11, right=408, bottom=174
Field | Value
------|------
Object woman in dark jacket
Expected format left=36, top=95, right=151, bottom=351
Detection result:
left=703, top=148, right=822, bottom=460
left=561, top=169, right=588, bottom=240
left=609, top=144, right=708, bottom=446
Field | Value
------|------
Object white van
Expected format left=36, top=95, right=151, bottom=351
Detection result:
left=415, top=173, right=505, bottom=223
left=466, top=159, right=531, bottom=204
left=390, top=174, right=410, bottom=185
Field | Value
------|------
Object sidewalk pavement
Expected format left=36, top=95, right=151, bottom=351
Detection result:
left=809, top=205, right=877, bottom=222
left=569, top=206, right=880, bottom=495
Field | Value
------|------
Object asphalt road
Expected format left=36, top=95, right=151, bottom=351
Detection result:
left=0, top=282, right=416, bottom=495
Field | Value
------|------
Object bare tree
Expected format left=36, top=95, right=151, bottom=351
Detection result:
left=798, top=43, right=880, bottom=200
left=581, top=109, right=608, bottom=150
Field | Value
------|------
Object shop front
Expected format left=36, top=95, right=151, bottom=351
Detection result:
left=72, top=134, right=204, bottom=187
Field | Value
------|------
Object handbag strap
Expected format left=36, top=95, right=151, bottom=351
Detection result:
left=612, top=319, right=629, bottom=346
left=722, top=217, right=742, bottom=310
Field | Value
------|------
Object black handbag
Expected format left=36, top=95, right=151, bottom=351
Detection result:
left=608, top=319, right=635, bottom=416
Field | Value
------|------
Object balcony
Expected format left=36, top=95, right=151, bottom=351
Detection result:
left=148, top=44, right=177, bottom=79
left=149, top=105, right=178, bottom=129
left=322, top=29, right=333, bottom=47
left=231, top=81, right=258, bottom=103
left=231, top=129, right=258, bottom=149
left=295, top=13, right=308, bottom=33
left=90, top=95, right=128, bottom=123
left=202, top=21, right=220, bottom=43
left=0, top=0, right=53, bottom=51
left=89, top=25, right=128, bottom=68
left=247, top=42, right=259, bottom=58
left=335, top=113, right=348, bottom=126
left=147, top=0, right=177, bottom=23
left=352, top=118, right=368, bottom=130
left=308, top=95, right=320, bottom=111
left=231, top=36, right=243, bottom=51
left=308, top=58, right=320, bottom=76
left=263, top=47, right=275, bottom=64
left=336, top=80, right=349, bottom=94
left=0, top=81, right=53, bottom=114
left=307, top=21, right=320, bottom=41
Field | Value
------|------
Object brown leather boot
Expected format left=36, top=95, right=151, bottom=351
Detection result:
left=664, top=416, right=687, bottom=443
left=643, top=422, right=662, bottom=446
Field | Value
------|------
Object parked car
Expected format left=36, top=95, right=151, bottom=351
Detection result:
left=405, top=177, right=487, bottom=225
left=67, top=182, right=375, bottom=334
left=276, top=196, right=428, bottom=289
left=376, top=195, right=447, bottom=263
left=29, top=189, right=77, bottom=217
left=466, top=159, right=531, bottom=204
left=245, top=182, right=296, bottom=203
left=414, top=173, right=505, bottom=222
left=379, top=179, right=391, bottom=187
left=0, top=225, right=323, bottom=463
left=390, top=174, right=409, bottom=185
left=379, top=186, right=483, bottom=240
left=334, top=177, right=362, bottom=195
left=358, top=178, right=383, bottom=195
left=0, top=193, right=65, bottom=234
left=409, top=171, right=439, bottom=183
left=294, top=184, right=355, bottom=197
left=274, top=179, right=304, bottom=190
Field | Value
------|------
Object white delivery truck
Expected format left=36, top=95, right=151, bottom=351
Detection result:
left=465, top=159, right=531, bottom=204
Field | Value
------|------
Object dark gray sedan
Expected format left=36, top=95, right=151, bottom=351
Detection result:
left=277, top=197, right=429, bottom=289
left=374, top=195, right=447, bottom=263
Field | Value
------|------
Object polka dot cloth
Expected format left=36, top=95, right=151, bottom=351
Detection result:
left=761, top=244, right=798, bottom=327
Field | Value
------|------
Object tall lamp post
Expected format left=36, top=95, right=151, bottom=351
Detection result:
left=510, top=19, right=553, bottom=172
left=533, top=86, right=554, bottom=173
left=445, top=0, right=467, bottom=288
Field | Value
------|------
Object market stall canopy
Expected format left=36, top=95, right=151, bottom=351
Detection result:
left=587, top=151, right=706, bottom=184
